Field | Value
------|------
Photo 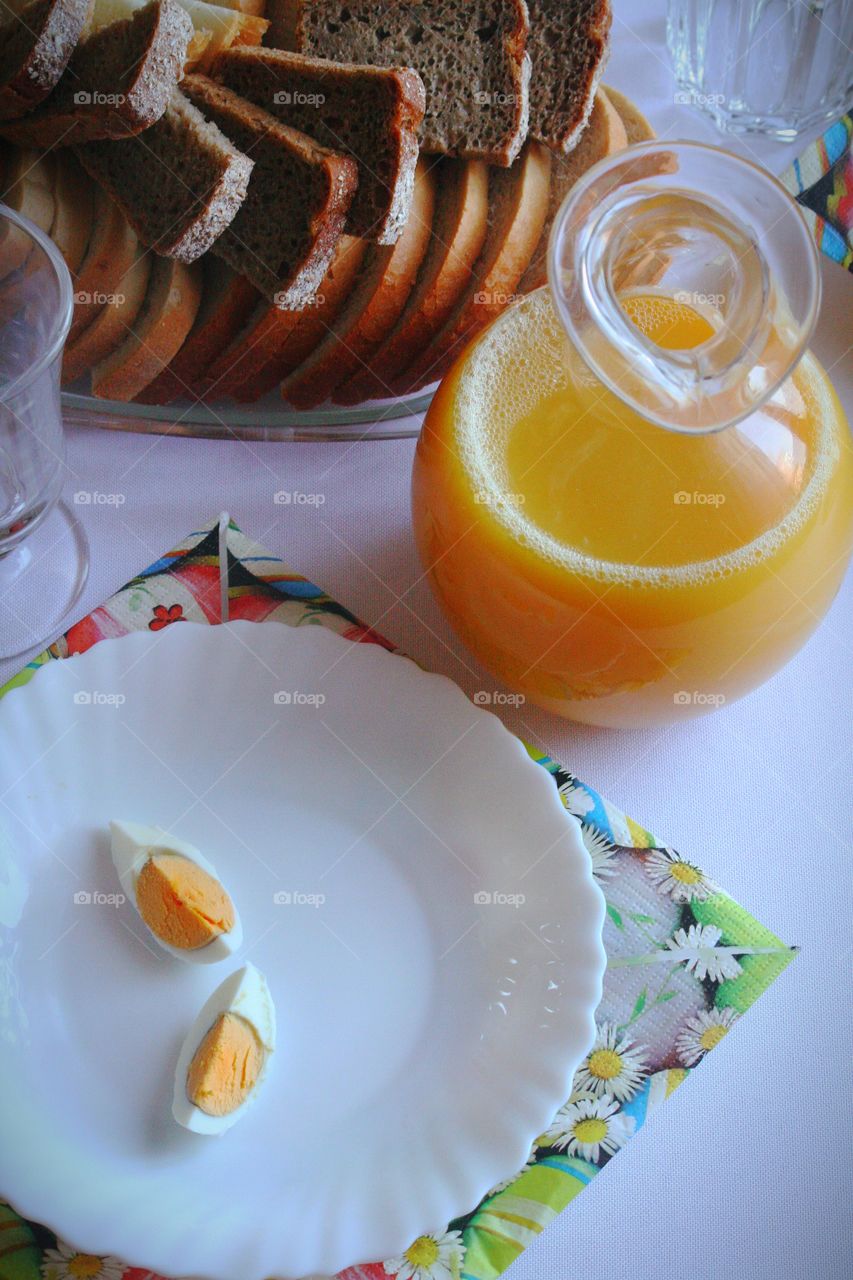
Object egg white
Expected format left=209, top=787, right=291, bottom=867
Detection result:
left=109, top=820, right=243, bottom=963
left=172, top=963, right=276, bottom=1135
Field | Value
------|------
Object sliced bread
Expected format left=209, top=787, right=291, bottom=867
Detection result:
left=137, top=258, right=259, bottom=402
left=180, top=74, right=357, bottom=306
left=62, top=245, right=151, bottom=383
left=278, top=0, right=531, bottom=167
left=336, top=157, right=489, bottom=404
left=0, top=0, right=93, bottom=122
left=395, top=140, right=551, bottom=394
left=0, top=147, right=56, bottom=277
left=527, top=0, right=611, bottom=153
left=89, top=0, right=269, bottom=71
left=214, top=46, right=425, bottom=244
left=518, top=87, right=627, bottom=293
left=77, top=87, right=254, bottom=263
left=201, top=299, right=301, bottom=398
left=50, top=152, right=94, bottom=273
left=232, top=232, right=367, bottom=401
left=282, top=157, right=436, bottom=409
left=92, top=254, right=203, bottom=398
left=1, top=0, right=193, bottom=148
left=602, top=84, right=656, bottom=144
left=68, top=184, right=139, bottom=340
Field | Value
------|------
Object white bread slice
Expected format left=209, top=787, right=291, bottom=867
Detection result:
left=92, top=254, right=203, bottom=398
left=232, top=233, right=367, bottom=402
left=602, top=84, right=656, bottom=143
left=68, top=186, right=138, bottom=341
left=0, top=0, right=93, bottom=122
left=336, top=158, right=489, bottom=404
left=0, top=148, right=56, bottom=277
left=50, top=153, right=94, bottom=273
left=137, top=258, right=259, bottom=403
left=282, top=158, right=436, bottom=409
left=62, top=246, right=151, bottom=383
left=201, top=299, right=302, bottom=399
left=518, top=88, right=627, bottom=294
left=395, top=141, right=551, bottom=394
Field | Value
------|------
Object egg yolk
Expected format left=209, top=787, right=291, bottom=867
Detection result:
left=186, top=1012, right=263, bottom=1116
left=135, top=853, right=235, bottom=950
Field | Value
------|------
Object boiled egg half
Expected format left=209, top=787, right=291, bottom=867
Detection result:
left=173, top=963, right=276, bottom=1134
left=109, top=820, right=242, bottom=963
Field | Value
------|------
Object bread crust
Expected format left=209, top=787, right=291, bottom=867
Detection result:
left=395, top=140, right=551, bottom=393
left=282, top=157, right=436, bottom=408
left=0, top=0, right=93, bottom=122
left=213, top=46, right=426, bottom=244
left=1, top=0, right=192, bottom=147
left=335, top=158, right=489, bottom=403
left=62, top=246, right=151, bottom=384
left=92, top=255, right=203, bottom=399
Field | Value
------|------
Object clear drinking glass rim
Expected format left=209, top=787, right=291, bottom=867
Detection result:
left=0, top=200, right=74, bottom=403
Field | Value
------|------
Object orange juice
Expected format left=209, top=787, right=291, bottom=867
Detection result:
left=412, top=289, right=853, bottom=725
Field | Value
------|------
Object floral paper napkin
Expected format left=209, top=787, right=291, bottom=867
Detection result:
left=0, top=516, right=795, bottom=1280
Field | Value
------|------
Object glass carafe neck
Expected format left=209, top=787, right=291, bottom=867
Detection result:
left=548, top=141, right=822, bottom=434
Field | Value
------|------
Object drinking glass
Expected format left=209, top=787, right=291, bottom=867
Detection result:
left=667, top=0, right=853, bottom=139
left=0, top=202, right=89, bottom=659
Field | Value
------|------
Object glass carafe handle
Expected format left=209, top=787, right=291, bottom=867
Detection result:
left=548, top=140, right=822, bottom=434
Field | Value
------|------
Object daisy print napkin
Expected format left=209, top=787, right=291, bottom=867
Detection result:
left=0, top=517, right=796, bottom=1280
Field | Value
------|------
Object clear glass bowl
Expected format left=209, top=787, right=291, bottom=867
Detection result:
left=61, top=384, right=434, bottom=441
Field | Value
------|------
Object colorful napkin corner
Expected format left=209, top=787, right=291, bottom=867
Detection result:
left=782, top=107, right=853, bottom=270
left=0, top=516, right=796, bottom=1280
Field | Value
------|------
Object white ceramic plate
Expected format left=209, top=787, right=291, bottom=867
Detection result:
left=0, top=622, right=605, bottom=1280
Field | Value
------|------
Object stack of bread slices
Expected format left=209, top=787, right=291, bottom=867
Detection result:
left=0, top=0, right=651, bottom=408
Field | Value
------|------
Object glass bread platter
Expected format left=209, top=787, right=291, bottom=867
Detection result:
left=61, top=384, right=435, bottom=441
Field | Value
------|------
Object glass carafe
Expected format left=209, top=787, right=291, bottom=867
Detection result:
left=412, top=142, right=853, bottom=727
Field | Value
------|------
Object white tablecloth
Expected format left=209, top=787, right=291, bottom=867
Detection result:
left=4, top=4, right=852, bottom=1277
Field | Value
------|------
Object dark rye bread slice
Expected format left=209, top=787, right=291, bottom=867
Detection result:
left=527, top=0, right=611, bottom=153
left=232, top=232, right=366, bottom=400
left=1, top=0, right=193, bottom=148
left=394, top=140, right=551, bottom=394
left=336, top=157, right=489, bottom=404
left=0, top=0, right=92, bottom=121
left=278, top=0, right=530, bottom=167
left=180, top=74, right=357, bottom=306
left=137, top=258, right=260, bottom=403
left=282, top=156, right=436, bottom=409
left=214, top=46, right=425, bottom=244
left=77, top=87, right=254, bottom=263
